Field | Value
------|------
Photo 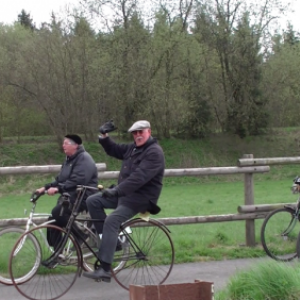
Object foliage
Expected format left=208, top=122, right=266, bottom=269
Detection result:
left=0, top=0, right=296, bottom=144
left=17, top=9, right=35, bottom=31
left=216, top=260, right=300, bottom=300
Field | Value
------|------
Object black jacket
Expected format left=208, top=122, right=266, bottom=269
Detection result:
left=99, top=136, right=165, bottom=213
left=45, top=146, right=98, bottom=203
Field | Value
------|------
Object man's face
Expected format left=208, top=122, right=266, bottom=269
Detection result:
left=62, top=138, right=78, bottom=156
left=132, top=128, right=151, bottom=147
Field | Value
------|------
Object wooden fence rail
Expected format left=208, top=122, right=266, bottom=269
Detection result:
left=0, top=212, right=269, bottom=228
left=0, top=154, right=298, bottom=246
left=98, top=166, right=269, bottom=180
left=0, top=163, right=107, bottom=175
left=238, top=156, right=300, bottom=167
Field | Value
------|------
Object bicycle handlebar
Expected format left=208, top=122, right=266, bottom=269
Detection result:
left=76, top=184, right=103, bottom=191
left=30, top=191, right=47, bottom=203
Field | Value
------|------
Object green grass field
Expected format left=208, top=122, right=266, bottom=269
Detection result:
left=0, top=177, right=298, bottom=264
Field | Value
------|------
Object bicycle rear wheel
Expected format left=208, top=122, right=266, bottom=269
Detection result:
left=261, top=207, right=298, bottom=261
left=111, top=218, right=175, bottom=290
left=0, top=227, right=40, bottom=285
left=9, top=224, right=81, bottom=300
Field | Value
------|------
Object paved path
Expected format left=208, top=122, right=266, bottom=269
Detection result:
left=0, top=257, right=268, bottom=300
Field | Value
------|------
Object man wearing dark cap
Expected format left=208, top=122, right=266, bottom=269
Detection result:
left=36, top=134, right=98, bottom=251
left=83, top=120, right=165, bottom=282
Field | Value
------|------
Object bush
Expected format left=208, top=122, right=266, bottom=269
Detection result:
left=216, top=259, right=300, bottom=300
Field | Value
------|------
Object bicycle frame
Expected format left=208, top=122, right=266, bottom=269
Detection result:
left=45, top=185, right=148, bottom=269
left=12, top=197, right=55, bottom=257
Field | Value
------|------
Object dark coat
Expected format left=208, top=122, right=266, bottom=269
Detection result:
left=45, top=146, right=98, bottom=203
left=99, top=136, right=165, bottom=213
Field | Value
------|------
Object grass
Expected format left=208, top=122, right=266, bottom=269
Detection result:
left=0, top=178, right=298, bottom=263
left=216, top=260, right=300, bottom=300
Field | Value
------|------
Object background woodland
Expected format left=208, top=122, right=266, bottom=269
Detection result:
left=0, top=0, right=299, bottom=145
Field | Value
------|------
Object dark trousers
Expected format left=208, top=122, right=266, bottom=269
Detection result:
left=86, top=193, right=138, bottom=265
left=47, top=199, right=87, bottom=250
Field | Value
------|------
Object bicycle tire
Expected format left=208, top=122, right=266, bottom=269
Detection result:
left=111, top=218, right=175, bottom=290
left=261, top=207, right=298, bottom=261
left=0, top=227, right=41, bottom=285
left=9, top=224, right=81, bottom=300
left=295, top=227, right=300, bottom=258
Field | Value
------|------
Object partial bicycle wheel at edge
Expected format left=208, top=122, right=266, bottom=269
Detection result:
left=295, top=228, right=300, bottom=259
left=0, top=227, right=40, bottom=285
left=261, top=207, right=298, bottom=261
left=9, top=224, right=82, bottom=300
left=111, top=218, right=175, bottom=290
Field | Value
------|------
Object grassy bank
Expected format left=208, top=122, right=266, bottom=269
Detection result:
left=0, top=128, right=300, bottom=194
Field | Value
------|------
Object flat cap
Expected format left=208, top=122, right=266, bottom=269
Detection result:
left=128, top=120, right=151, bottom=132
left=64, top=134, right=82, bottom=145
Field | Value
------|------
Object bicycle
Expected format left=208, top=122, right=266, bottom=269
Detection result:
left=0, top=191, right=55, bottom=285
left=9, top=185, right=175, bottom=300
left=260, top=176, right=300, bottom=261
left=0, top=190, right=102, bottom=285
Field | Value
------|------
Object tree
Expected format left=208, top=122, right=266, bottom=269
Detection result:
left=226, top=12, right=268, bottom=137
left=18, top=9, right=35, bottom=31
left=192, top=0, right=275, bottom=137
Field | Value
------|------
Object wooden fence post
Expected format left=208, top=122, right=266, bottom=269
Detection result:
left=243, top=154, right=255, bottom=247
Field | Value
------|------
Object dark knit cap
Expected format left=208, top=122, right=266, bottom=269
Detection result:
left=64, top=134, right=82, bottom=145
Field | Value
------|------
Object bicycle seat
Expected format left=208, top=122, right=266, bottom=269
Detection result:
left=139, top=212, right=150, bottom=221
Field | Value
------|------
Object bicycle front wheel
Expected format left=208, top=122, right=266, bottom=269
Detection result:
left=0, top=227, right=40, bottom=285
left=9, top=224, right=81, bottom=300
left=112, top=218, right=175, bottom=290
left=295, top=227, right=300, bottom=259
left=261, top=207, right=298, bottom=261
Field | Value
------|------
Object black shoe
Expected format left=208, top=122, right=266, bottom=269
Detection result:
left=82, top=267, right=111, bottom=282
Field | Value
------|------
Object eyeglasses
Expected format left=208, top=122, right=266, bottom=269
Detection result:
left=132, top=130, right=145, bottom=135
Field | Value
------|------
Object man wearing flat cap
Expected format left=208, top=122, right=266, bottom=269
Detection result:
left=36, top=134, right=98, bottom=250
left=83, top=120, right=165, bottom=282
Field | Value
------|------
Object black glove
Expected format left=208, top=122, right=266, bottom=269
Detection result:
left=102, top=187, right=119, bottom=198
left=99, top=120, right=117, bottom=134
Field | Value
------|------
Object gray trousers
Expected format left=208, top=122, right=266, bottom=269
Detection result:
left=86, top=193, right=138, bottom=265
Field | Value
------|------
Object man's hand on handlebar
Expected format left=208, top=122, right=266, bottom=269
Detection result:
left=36, top=186, right=58, bottom=195
left=47, top=187, right=59, bottom=195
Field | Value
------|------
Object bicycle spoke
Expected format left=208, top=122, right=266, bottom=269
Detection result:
left=261, top=207, right=298, bottom=261
left=112, top=218, right=174, bottom=290
left=9, top=225, right=81, bottom=300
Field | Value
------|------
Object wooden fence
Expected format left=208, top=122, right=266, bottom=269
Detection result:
left=0, top=154, right=298, bottom=246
